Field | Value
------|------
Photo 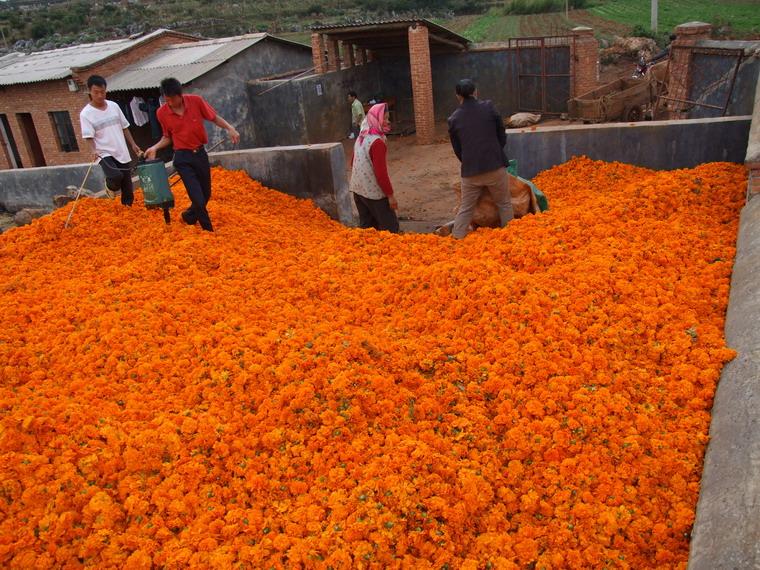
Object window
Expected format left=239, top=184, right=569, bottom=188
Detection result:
left=49, top=111, right=79, bottom=152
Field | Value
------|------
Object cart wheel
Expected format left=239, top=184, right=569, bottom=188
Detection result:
left=625, top=105, right=644, bottom=122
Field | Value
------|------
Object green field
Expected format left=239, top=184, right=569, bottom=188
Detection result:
left=440, top=0, right=760, bottom=43
left=589, top=0, right=760, bottom=36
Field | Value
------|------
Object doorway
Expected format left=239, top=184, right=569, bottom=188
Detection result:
left=16, top=112, right=46, bottom=167
left=0, top=114, right=22, bottom=168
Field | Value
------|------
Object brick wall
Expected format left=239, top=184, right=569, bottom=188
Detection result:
left=408, top=24, right=435, bottom=145
left=667, top=22, right=712, bottom=119
left=0, top=81, right=92, bottom=169
left=572, top=27, right=599, bottom=97
left=0, top=32, right=197, bottom=170
left=311, top=33, right=326, bottom=74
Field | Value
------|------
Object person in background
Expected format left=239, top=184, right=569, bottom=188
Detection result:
left=145, top=78, right=240, bottom=232
left=349, top=103, right=399, bottom=233
left=348, top=90, right=365, bottom=139
left=447, top=78, right=513, bottom=239
left=79, top=74, right=143, bottom=206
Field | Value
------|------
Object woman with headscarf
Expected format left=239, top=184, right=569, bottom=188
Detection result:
left=349, top=103, right=400, bottom=233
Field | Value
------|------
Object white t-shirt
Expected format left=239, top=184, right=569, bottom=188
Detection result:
left=79, top=100, right=131, bottom=164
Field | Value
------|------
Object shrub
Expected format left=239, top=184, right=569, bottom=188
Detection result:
left=505, top=0, right=587, bottom=15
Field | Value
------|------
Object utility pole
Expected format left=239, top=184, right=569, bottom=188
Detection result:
left=651, top=0, right=658, bottom=34
left=566, top=0, right=569, bottom=20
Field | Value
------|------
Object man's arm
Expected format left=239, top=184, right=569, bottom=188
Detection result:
left=448, top=119, right=462, bottom=162
left=84, top=138, right=100, bottom=162
left=492, top=103, right=507, bottom=149
left=211, top=115, right=240, bottom=144
left=122, top=128, right=142, bottom=157
left=145, top=136, right=172, bottom=160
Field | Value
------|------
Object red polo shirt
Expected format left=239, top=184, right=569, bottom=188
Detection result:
left=157, top=94, right=217, bottom=150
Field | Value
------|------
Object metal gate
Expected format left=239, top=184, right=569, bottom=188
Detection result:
left=654, top=45, right=745, bottom=119
left=510, top=35, right=575, bottom=115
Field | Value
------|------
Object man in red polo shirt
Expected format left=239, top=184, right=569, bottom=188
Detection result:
left=145, top=77, right=240, bottom=232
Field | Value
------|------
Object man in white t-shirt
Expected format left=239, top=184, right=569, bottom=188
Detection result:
left=79, top=75, right=143, bottom=206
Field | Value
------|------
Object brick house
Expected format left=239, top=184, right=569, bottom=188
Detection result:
left=0, top=29, right=198, bottom=170
left=103, top=34, right=313, bottom=152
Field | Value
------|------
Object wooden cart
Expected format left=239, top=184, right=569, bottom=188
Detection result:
left=568, top=64, right=666, bottom=123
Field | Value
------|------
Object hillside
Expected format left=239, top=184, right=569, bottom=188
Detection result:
left=1, top=0, right=758, bottom=53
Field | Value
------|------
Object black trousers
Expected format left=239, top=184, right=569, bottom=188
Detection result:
left=173, top=147, right=213, bottom=231
left=100, top=156, right=134, bottom=206
left=353, top=193, right=399, bottom=233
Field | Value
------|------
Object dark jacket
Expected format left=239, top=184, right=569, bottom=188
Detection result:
left=448, top=98, right=508, bottom=178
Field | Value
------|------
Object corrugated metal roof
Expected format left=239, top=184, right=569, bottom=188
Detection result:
left=106, top=34, right=270, bottom=92
left=0, top=29, right=189, bottom=86
left=311, top=18, right=469, bottom=46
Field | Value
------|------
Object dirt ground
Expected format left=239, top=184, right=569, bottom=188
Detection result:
left=342, top=122, right=462, bottom=232
left=340, top=59, right=636, bottom=232
left=342, top=115, right=581, bottom=232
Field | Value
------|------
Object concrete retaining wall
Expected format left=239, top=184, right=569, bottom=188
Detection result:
left=0, top=144, right=354, bottom=226
left=687, top=197, right=760, bottom=570
left=0, top=162, right=106, bottom=213
left=209, top=144, right=353, bottom=225
left=688, top=65, right=760, bottom=570
left=506, top=116, right=752, bottom=180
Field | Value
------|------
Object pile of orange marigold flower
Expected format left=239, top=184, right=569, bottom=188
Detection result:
left=0, top=157, right=746, bottom=569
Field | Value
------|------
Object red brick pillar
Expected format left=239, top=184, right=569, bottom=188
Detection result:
left=572, top=26, right=599, bottom=97
left=408, top=23, right=435, bottom=145
left=356, top=47, right=366, bottom=65
left=342, top=41, right=355, bottom=68
left=325, top=36, right=340, bottom=72
left=311, top=33, right=326, bottom=74
left=667, top=22, right=712, bottom=119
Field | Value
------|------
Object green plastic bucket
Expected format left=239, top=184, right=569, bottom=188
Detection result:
left=137, top=160, right=174, bottom=209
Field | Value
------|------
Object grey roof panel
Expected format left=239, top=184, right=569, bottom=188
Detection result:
left=0, top=30, right=180, bottom=86
left=105, top=61, right=223, bottom=91
left=105, top=34, right=270, bottom=92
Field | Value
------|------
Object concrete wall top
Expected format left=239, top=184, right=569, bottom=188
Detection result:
left=745, top=71, right=760, bottom=164
left=688, top=197, right=760, bottom=569
left=208, top=144, right=354, bottom=225
left=508, top=115, right=752, bottom=135
left=506, top=116, right=752, bottom=180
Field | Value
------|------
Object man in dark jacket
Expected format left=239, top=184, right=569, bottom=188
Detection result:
left=448, top=79, right=514, bottom=238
